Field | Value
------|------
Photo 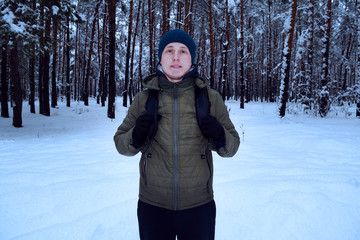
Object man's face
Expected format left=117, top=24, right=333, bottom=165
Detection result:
left=160, top=42, right=192, bottom=83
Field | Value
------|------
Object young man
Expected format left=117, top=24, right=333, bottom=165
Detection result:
left=114, top=29, right=240, bottom=240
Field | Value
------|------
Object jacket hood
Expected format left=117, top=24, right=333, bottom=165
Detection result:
left=142, top=63, right=208, bottom=90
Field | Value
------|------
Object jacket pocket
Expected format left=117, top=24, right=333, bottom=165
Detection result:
left=142, top=153, right=151, bottom=186
left=202, top=154, right=212, bottom=189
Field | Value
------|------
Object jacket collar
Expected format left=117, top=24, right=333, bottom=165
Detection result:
left=155, top=63, right=198, bottom=90
left=142, top=64, right=208, bottom=91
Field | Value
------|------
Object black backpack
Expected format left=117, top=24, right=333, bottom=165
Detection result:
left=145, top=86, right=210, bottom=140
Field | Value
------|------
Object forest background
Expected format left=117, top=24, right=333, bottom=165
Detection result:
left=1, top=0, right=360, bottom=128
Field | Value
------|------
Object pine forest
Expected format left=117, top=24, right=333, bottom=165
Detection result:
left=1, top=0, right=360, bottom=127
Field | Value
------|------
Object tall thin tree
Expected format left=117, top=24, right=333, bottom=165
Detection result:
left=279, top=0, right=298, bottom=117
left=107, top=0, right=116, bottom=119
left=356, top=0, right=360, bottom=118
left=123, top=0, right=134, bottom=107
left=10, top=41, right=22, bottom=127
left=84, top=0, right=101, bottom=106
left=1, top=41, right=9, bottom=118
left=319, top=0, right=332, bottom=117
left=66, top=13, right=71, bottom=107
left=51, top=17, right=58, bottom=108
left=209, top=0, right=215, bottom=89
left=239, top=0, right=245, bottom=109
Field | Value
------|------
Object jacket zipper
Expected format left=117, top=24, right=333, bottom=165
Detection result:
left=202, top=154, right=212, bottom=191
left=143, top=153, right=151, bottom=185
left=173, top=83, right=179, bottom=210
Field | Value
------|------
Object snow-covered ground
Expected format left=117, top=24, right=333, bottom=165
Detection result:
left=1, top=99, right=360, bottom=240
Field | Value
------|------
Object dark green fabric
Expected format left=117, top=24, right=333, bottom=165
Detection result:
left=114, top=71, right=240, bottom=210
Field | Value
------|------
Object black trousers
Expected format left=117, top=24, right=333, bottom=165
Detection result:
left=137, top=200, right=216, bottom=240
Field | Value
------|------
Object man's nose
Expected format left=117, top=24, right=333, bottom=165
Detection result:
left=173, top=51, right=180, bottom=61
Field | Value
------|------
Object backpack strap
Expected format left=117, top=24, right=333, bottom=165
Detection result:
left=145, top=86, right=210, bottom=140
left=195, top=86, right=210, bottom=125
left=145, top=89, right=159, bottom=140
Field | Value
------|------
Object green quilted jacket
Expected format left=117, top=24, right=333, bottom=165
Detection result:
left=114, top=67, right=240, bottom=210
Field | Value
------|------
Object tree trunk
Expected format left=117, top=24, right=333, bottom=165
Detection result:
left=279, top=0, right=298, bottom=117
left=319, top=0, right=332, bottom=117
left=10, top=41, right=22, bottom=127
left=74, top=22, right=79, bottom=101
left=222, top=0, right=230, bottom=101
left=1, top=41, right=9, bottom=118
left=138, top=0, right=145, bottom=91
left=162, top=0, right=169, bottom=35
left=42, top=13, right=51, bottom=116
left=66, top=13, right=71, bottom=107
left=29, top=48, right=35, bottom=114
left=29, top=0, right=36, bottom=114
left=107, top=0, right=116, bottom=119
left=184, top=0, right=193, bottom=33
left=84, top=0, right=101, bottom=106
left=240, top=0, right=245, bottom=109
left=81, top=13, right=89, bottom=104
left=208, top=0, right=215, bottom=89
left=123, top=0, right=134, bottom=107
left=51, top=18, right=58, bottom=108
left=148, top=0, right=155, bottom=73
left=38, top=2, right=44, bottom=114
left=356, top=0, right=360, bottom=118
left=129, top=0, right=142, bottom=105
left=176, top=1, right=183, bottom=29
left=267, top=0, right=274, bottom=102
left=306, top=0, right=315, bottom=107
left=100, top=2, right=108, bottom=107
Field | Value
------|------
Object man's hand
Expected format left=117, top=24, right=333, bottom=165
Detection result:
left=132, top=113, right=155, bottom=148
left=199, top=115, right=225, bottom=141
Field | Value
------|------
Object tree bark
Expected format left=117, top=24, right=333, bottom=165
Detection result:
left=10, top=41, right=22, bottom=127
left=42, top=11, right=51, bottom=116
left=51, top=17, right=58, bottom=108
left=222, top=0, right=230, bottom=101
left=29, top=0, right=36, bottom=114
left=162, top=0, right=169, bottom=35
left=240, top=0, right=245, bottom=109
left=107, top=0, right=116, bottom=119
left=279, top=0, right=298, bottom=117
left=138, top=0, right=145, bottom=92
left=148, top=0, right=155, bottom=73
left=74, top=23, right=79, bottom=101
left=267, top=0, right=274, bottom=102
left=84, top=0, right=101, bottom=106
left=123, top=0, right=134, bottom=107
left=319, top=0, right=332, bottom=117
left=100, top=2, right=108, bottom=107
left=1, top=42, right=9, bottom=118
left=129, top=0, right=142, bottom=105
left=66, top=13, right=71, bottom=107
left=208, top=0, right=215, bottom=89
left=356, top=0, right=360, bottom=118
left=29, top=47, right=35, bottom=114
left=38, top=2, right=44, bottom=114
left=306, top=0, right=315, bottom=106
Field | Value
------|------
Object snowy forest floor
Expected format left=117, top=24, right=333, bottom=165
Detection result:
left=1, top=99, right=360, bottom=240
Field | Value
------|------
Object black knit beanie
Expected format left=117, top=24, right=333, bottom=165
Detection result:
left=158, top=29, right=196, bottom=64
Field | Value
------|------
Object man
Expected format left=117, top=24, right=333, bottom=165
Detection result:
left=114, top=29, right=239, bottom=240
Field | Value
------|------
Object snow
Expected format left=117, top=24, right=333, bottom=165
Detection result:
left=1, top=7, right=26, bottom=34
left=1, top=99, right=360, bottom=240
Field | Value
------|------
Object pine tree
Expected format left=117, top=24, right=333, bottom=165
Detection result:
left=279, top=0, right=297, bottom=118
left=319, top=0, right=332, bottom=117
left=107, top=0, right=116, bottom=119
